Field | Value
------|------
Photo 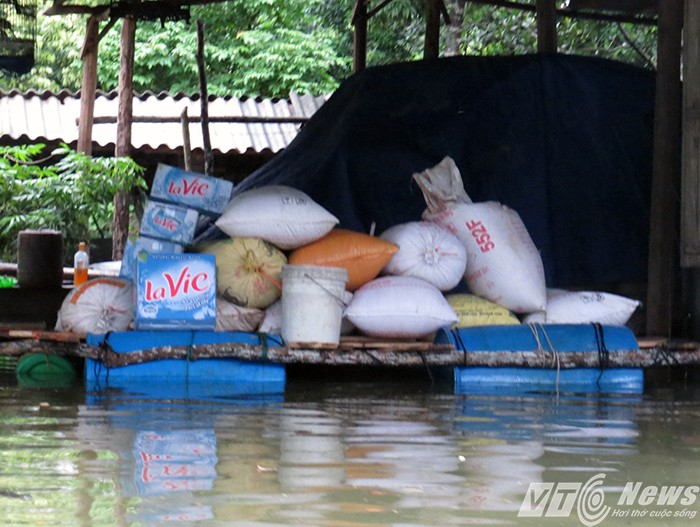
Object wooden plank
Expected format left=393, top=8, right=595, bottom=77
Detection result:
left=0, top=330, right=85, bottom=343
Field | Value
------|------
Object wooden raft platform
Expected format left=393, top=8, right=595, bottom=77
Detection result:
left=1, top=330, right=699, bottom=370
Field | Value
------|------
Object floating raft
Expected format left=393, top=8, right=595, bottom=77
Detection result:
left=0, top=325, right=697, bottom=368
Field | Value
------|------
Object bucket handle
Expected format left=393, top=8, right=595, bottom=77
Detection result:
left=304, top=273, right=348, bottom=308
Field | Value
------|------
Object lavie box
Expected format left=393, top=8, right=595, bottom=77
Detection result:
left=150, top=163, right=233, bottom=216
left=135, top=253, right=216, bottom=330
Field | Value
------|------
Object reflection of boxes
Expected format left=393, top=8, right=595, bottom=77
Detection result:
left=119, top=237, right=184, bottom=280
left=140, top=200, right=198, bottom=244
left=151, top=164, right=233, bottom=216
left=135, top=253, right=216, bottom=330
left=134, top=429, right=218, bottom=495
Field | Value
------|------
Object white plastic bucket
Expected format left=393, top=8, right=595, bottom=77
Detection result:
left=280, top=264, right=348, bottom=348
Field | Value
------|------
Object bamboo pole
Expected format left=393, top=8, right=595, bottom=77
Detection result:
left=180, top=107, right=192, bottom=171
left=197, top=19, right=214, bottom=175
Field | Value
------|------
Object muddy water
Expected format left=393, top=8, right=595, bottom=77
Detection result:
left=1, top=364, right=699, bottom=526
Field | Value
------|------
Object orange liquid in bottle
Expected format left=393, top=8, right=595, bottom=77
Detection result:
left=74, top=267, right=89, bottom=286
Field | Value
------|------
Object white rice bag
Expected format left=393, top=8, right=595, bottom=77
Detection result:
left=215, top=185, right=339, bottom=250
left=56, top=278, right=134, bottom=333
left=523, top=290, right=641, bottom=326
left=380, top=221, right=467, bottom=291
left=345, top=276, right=457, bottom=338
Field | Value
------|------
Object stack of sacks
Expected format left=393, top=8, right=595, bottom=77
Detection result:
left=412, top=157, right=640, bottom=327
left=312, top=221, right=461, bottom=339
left=414, top=156, right=547, bottom=315
left=214, top=185, right=340, bottom=331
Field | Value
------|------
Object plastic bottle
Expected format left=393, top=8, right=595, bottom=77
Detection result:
left=73, top=241, right=89, bottom=286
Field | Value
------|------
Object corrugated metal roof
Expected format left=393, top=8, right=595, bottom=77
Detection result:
left=0, top=90, right=329, bottom=154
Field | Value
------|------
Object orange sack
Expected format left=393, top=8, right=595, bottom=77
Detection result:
left=289, top=229, right=398, bottom=291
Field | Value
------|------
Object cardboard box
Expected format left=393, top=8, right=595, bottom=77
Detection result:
left=150, top=164, right=233, bottom=216
left=139, top=199, right=199, bottom=245
left=135, top=253, right=216, bottom=330
left=119, top=236, right=184, bottom=281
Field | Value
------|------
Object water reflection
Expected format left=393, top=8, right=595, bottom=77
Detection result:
left=1, top=372, right=700, bottom=526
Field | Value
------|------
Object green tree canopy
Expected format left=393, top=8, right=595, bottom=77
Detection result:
left=0, top=1, right=656, bottom=98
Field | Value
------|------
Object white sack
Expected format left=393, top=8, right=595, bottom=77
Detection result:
left=215, top=297, right=265, bottom=332
left=380, top=221, right=467, bottom=291
left=523, top=290, right=640, bottom=326
left=414, top=157, right=546, bottom=313
left=345, top=276, right=457, bottom=338
left=215, top=185, right=339, bottom=250
left=56, top=278, right=134, bottom=333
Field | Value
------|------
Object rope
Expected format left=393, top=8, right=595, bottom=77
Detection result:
left=303, top=273, right=348, bottom=308
left=528, top=323, right=560, bottom=397
left=258, top=332, right=269, bottom=361
left=593, top=323, right=609, bottom=389
left=419, top=351, right=435, bottom=387
left=652, top=342, right=680, bottom=367
left=96, top=331, right=113, bottom=387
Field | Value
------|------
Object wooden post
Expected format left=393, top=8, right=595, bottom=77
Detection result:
left=424, top=0, right=441, bottom=59
left=111, top=15, right=136, bottom=261
left=77, top=14, right=101, bottom=155
left=444, top=0, right=466, bottom=57
left=353, top=0, right=367, bottom=73
left=181, top=107, right=192, bottom=171
left=682, top=0, right=700, bottom=265
left=647, top=0, right=683, bottom=337
left=536, top=0, right=557, bottom=53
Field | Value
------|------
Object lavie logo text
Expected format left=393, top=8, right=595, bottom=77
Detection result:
left=145, top=266, right=210, bottom=301
left=168, top=178, right=210, bottom=196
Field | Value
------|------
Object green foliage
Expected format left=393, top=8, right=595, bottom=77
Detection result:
left=0, top=145, right=147, bottom=263
left=459, top=4, right=656, bottom=69
left=0, top=0, right=657, bottom=97
left=96, top=0, right=351, bottom=97
left=0, top=3, right=84, bottom=91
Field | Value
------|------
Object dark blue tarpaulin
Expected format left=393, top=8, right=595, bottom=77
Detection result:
left=230, top=54, right=655, bottom=288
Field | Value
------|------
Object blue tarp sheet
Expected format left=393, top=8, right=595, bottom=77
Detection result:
left=228, top=54, right=655, bottom=288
